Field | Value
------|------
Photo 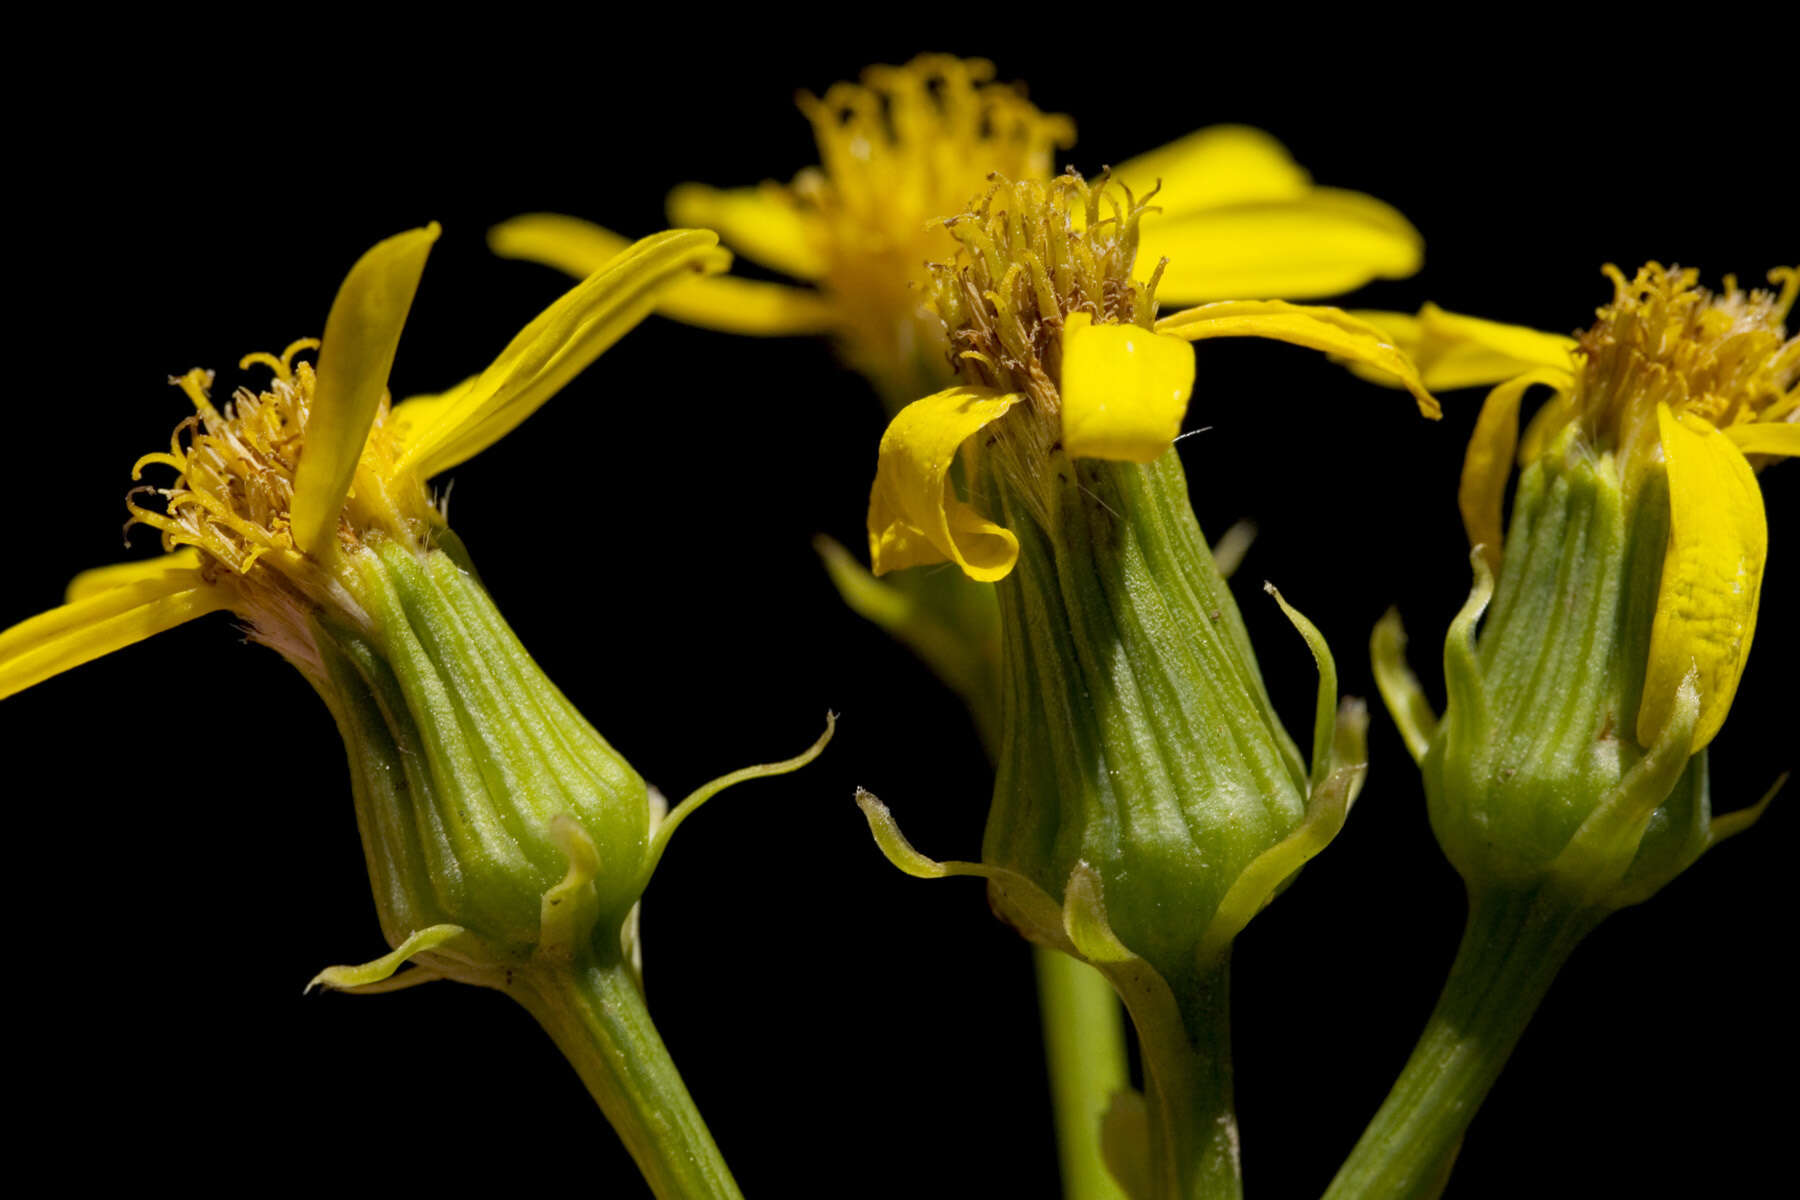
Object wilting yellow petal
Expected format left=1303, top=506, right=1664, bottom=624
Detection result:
left=397, top=229, right=730, bottom=479
left=1637, top=406, right=1766, bottom=751
left=868, top=386, right=1024, bottom=581
left=1726, top=421, right=1800, bottom=457
left=1459, top=368, right=1576, bottom=572
left=1139, top=190, right=1421, bottom=304
left=1350, top=305, right=1578, bottom=392
left=1417, top=305, right=1577, bottom=376
left=1059, top=313, right=1196, bottom=462
left=1156, top=300, right=1439, bottom=417
left=666, top=183, right=826, bottom=281
left=490, top=214, right=834, bottom=336
left=1110, top=125, right=1309, bottom=215
left=64, top=548, right=207, bottom=602
left=291, top=224, right=440, bottom=555
left=1, top=564, right=228, bottom=700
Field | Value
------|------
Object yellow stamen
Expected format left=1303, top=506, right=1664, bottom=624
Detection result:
left=1572, top=263, right=1798, bottom=495
left=125, top=353, right=434, bottom=604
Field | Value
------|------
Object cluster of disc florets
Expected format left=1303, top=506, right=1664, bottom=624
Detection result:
left=792, top=55, right=1075, bottom=247
left=125, top=339, right=436, bottom=604
left=1574, top=263, right=1797, bottom=485
left=926, top=171, right=1165, bottom=502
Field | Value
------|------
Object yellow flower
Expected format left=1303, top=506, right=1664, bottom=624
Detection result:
left=864, top=172, right=1439, bottom=584
left=1371, top=264, right=1798, bottom=751
left=489, top=54, right=1423, bottom=406
left=0, top=225, right=727, bottom=700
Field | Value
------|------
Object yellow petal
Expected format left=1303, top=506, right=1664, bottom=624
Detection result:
left=1459, top=368, right=1576, bottom=572
left=1059, top=313, right=1196, bottom=462
left=490, top=213, right=834, bottom=336
left=1349, top=306, right=1579, bottom=392
left=65, top=547, right=206, bottom=602
left=1138, top=190, right=1422, bottom=304
left=397, top=229, right=730, bottom=479
left=655, top=273, right=836, bottom=336
left=1637, top=406, right=1766, bottom=751
left=666, top=183, right=826, bottom=281
left=1110, top=125, right=1309, bottom=215
left=868, top=386, right=1024, bottom=581
left=491, top=213, right=635, bottom=276
left=291, top=224, right=440, bottom=555
left=1156, top=300, right=1440, bottom=417
left=1726, top=420, right=1800, bottom=457
left=1, top=563, right=228, bottom=700
left=1416, top=305, right=1577, bottom=377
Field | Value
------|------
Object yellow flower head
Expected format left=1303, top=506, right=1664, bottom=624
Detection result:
left=1374, top=265, right=1798, bottom=753
left=865, top=171, right=1439, bottom=583
left=775, top=56, right=1075, bottom=389
left=491, top=55, right=1423, bottom=407
left=0, top=225, right=728, bottom=700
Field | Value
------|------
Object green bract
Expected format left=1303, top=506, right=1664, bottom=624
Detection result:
left=860, top=450, right=1368, bottom=1200
left=309, top=537, right=654, bottom=989
left=982, top=453, right=1365, bottom=991
left=1377, top=427, right=1768, bottom=911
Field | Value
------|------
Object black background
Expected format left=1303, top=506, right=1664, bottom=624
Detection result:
left=7, top=24, right=1793, bottom=1198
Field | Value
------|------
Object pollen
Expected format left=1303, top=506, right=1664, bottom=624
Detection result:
left=126, top=339, right=433, bottom=596
left=1572, top=263, right=1798, bottom=487
left=789, top=55, right=1075, bottom=392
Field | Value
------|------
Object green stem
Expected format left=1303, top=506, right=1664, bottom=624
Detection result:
left=512, top=957, right=742, bottom=1200
left=1139, top=963, right=1240, bottom=1200
left=1036, top=947, right=1132, bottom=1200
left=1323, top=888, right=1598, bottom=1199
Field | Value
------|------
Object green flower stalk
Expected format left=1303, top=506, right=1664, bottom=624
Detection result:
left=854, top=173, right=1440, bottom=1200
left=0, top=225, right=833, bottom=1200
left=1331, top=265, right=1796, bottom=1198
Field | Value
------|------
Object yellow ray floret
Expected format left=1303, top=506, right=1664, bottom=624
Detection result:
left=1349, top=303, right=1579, bottom=392
left=0, top=227, right=727, bottom=702
left=1156, top=301, right=1439, bottom=418
left=490, top=214, right=832, bottom=337
left=1637, top=406, right=1767, bottom=750
left=0, top=559, right=230, bottom=699
left=869, top=387, right=1023, bottom=580
left=291, top=224, right=439, bottom=555
left=393, top=230, right=729, bottom=478
left=1059, top=313, right=1196, bottom=462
